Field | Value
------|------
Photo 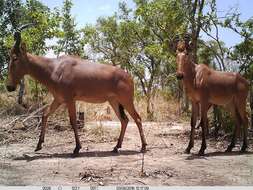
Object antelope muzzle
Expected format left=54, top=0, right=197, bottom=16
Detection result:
left=176, top=72, right=184, bottom=80
left=6, top=84, right=16, bottom=92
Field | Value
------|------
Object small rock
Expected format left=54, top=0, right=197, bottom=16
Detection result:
left=99, top=181, right=104, bottom=186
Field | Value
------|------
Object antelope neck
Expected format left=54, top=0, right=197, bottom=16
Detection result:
left=26, top=53, right=56, bottom=86
left=182, top=59, right=197, bottom=93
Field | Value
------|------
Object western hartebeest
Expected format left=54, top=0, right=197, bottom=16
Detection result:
left=174, top=35, right=249, bottom=155
left=6, top=24, right=147, bottom=155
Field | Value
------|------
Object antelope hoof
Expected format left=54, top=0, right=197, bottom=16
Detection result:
left=141, top=146, right=147, bottom=153
left=225, top=146, right=233, bottom=153
left=35, top=146, right=42, bottom=152
left=198, top=149, right=205, bottom=156
left=35, top=143, right=42, bottom=152
left=141, top=143, right=147, bottom=153
left=240, top=145, right=248, bottom=153
left=112, top=147, right=119, bottom=154
left=184, top=148, right=191, bottom=154
left=184, top=145, right=193, bottom=154
left=73, top=147, right=81, bottom=156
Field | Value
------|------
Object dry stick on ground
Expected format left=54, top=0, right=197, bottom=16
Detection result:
left=3, top=114, right=27, bottom=128
left=136, top=179, right=147, bottom=185
left=2, top=104, right=48, bottom=135
left=0, top=110, right=6, bottom=116
left=141, top=152, right=145, bottom=174
left=22, top=104, right=49, bottom=123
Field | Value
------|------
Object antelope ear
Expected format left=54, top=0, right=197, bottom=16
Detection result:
left=20, top=42, right=27, bottom=54
left=170, top=35, right=180, bottom=52
left=169, top=41, right=177, bottom=52
left=186, top=41, right=194, bottom=52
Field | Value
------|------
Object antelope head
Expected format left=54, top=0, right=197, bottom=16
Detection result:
left=175, top=34, right=193, bottom=80
left=6, top=23, right=35, bottom=92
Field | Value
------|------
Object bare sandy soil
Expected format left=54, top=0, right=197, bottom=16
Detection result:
left=1, top=120, right=253, bottom=186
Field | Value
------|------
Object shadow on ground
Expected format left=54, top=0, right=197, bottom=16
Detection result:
left=185, top=150, right=253, bottom=160
left=13, top=149, right=141, bottom=162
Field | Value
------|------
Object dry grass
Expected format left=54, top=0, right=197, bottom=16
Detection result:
left=0, top=91, right=183, bottom=146
left=85, top=122, right=120, bottom=143
left=0, top=90, right=181, bottom=121
left=54, top=92, right=181, bottom=122
left=135, top=93, right=183, bottom=122
left=76, top=102, right=115, bottom=121
left=0, top=93, right=27, bottom=116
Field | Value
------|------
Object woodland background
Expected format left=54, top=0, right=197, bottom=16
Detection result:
left=0, top=0, right=252, bottom=133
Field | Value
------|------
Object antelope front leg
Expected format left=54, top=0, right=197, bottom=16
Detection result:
left=185, top=102, right=198, bottom=154
left=240, top=113, right=249, bottom=152
left=67, top=101, right=82, bottom=156
left=226, top=110, right=240, bottom=152
left=198, top=103, right=208, bottom=156
left=35, top=99, right=60, bottom=151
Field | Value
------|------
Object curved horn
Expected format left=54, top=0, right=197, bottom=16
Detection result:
left=174, top=34, right=180, bottom=43
left=184, top=33, right=191, bottom=44
left=18, top=22, right=37, bottom=31
left=13, top=23, right=37, bottom=51
left=14, top=31, right=21, bottom=51
left=170, top=34, right=180, bottom=52
left=184, top=33, right=193, bottom=51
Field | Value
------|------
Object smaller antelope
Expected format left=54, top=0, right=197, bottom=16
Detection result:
left=6, top=24, right=147, bottom=155
left=174, top=35, right=249, bottom=155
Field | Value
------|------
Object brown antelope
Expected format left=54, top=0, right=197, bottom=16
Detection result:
left=6, top=24, right=147, bottom=155
left=174, top=35, right=249, bottom=155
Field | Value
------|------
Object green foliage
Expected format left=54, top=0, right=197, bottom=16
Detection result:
left=21, top=0, right=61, bottom=55
left=0, top=0, right=22, bottom=75
left=82, top=0, right=186, bottom=119
left=230, top=38, right=253, bottom=78
left=229, top=36, right=253, bottom=81
left=26, top=77, right=47, bottom=101
left=221, top=110, right=235, bottom=133
left=0, top=0, right=61, bottom=104
left=0, top=77, right=7, bottom=92
left=221, top=10, right=253, bottom=77
left=0, top=0, right=251, bottom=124
left=54, top=0, right=85, bottom=57
left=198, top=40, right=229, bottom=70
left=0, top=0, right=61, bottom=78
left=82, top=15, right=121, bottom=64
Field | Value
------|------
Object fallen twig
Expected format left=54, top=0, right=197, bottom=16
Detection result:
left=217, top=133, right=231, bottom=141
left=22, top=104, right=48, bottom=123
left=136, top=179, right=146, bottom=185
left=0, top=110, right=6, bottom=116
left=161, top=137, right=170, bottom=149
left=79, top=171, right=103, bottom=182
left=3, top=114, right=27, bottom=128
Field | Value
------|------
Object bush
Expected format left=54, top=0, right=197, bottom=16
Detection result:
left=26, top=76, right=48, bottom=102
left=220, top=109, right=235, bottom=133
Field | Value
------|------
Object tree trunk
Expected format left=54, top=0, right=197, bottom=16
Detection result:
left=177, top=80, right=183, bottom=115
left=180, top=86, right=190, bottom=114
left=250, top=83, right=253, bottom=130
left=18, top=78, right=25, bottom=105
left=146, top=94, right=154, bottom=121
left=213, top=105, right=222, bottom=138
left=191, top=34, right=198, bottom=64
left=182, top=90, right=190, bottom=113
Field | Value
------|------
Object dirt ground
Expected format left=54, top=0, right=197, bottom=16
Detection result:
left=1, top=120, right=253, bottom=186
